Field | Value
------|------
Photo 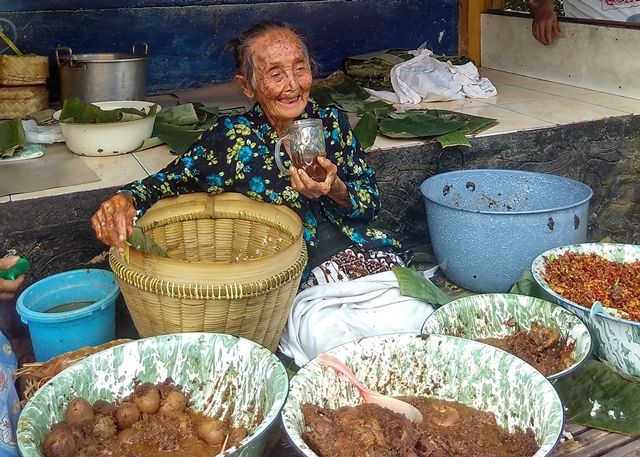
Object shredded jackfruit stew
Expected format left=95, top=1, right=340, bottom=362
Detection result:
left=543, top=252, right=640, bottom=322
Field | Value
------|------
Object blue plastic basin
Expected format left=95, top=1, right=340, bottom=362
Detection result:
left=420, top=169, right=592, bottom=292
left=16, top=269, right=120, bottom=362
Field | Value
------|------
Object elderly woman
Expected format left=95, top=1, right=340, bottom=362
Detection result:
left=92, top=19, right=404, bottom=286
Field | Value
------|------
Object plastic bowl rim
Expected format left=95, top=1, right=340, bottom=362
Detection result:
left=16, top=269, right=120, bottom=323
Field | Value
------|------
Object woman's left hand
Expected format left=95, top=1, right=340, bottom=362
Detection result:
left=290, top=156, right=351, bottom=208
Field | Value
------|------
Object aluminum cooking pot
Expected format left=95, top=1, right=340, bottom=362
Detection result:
left=55, top=42, right=148, bottom=103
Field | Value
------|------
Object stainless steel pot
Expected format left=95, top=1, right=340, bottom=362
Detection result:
left=55, top=42, right=148, bottom=103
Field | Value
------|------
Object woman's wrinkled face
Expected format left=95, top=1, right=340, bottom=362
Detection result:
left=239, top=29, right=312, bottom=129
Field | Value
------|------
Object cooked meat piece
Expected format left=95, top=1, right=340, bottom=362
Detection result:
left=302, top=403, right=418, bottom=457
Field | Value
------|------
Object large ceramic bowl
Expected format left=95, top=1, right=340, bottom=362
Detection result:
left=532, top=243, right=640, bottom=381
left=282, top=333, right=564, bottom=457
left=17, top=333, right=289, bottom=457
left=53, top=100, right=159, bottom=156
left=421, top=293, right=593, bottom=381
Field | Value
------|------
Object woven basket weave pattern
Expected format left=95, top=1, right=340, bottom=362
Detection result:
left=0, top=54, right=49, bottom=86
left=0, top=86, right=48, bottom=119
left=109, top=193, right=307, bottom=352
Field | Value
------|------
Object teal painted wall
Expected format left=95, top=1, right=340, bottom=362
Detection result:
left=0, top=1, right=458, bottom=96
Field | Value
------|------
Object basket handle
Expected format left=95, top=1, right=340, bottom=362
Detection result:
left=132, top=41, right=148, bottom=56
left=55, top=45, right=73, bottom=66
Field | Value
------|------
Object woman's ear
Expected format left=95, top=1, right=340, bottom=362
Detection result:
left=234, top=75, right=255, bottom=99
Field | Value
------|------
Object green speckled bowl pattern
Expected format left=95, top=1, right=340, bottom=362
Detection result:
left=531, top=243, right=640, bottom=382
left=282, top=333, right=564, bottom=457
left=17, top=333, right=289, bottom=457
left=421, top=293, right=593, bottom=381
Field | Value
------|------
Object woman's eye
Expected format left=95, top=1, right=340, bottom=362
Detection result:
left=269, top=71, right=284, bottom=81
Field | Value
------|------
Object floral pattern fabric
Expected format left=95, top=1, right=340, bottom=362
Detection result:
left=121, top=100, right=399, bottom=268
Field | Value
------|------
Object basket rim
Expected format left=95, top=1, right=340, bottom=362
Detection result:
left=109, top=244, right=307, bottom=299
left=121, top=193, right=305, bottom=284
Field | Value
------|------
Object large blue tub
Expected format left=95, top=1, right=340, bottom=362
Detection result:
left=420, top=169, right=592, bottom=292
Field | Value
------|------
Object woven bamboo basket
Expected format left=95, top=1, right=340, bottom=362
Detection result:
left=109, top=192, right=307, bottom=352
left=0, top=54, right=48, bottom=86
left=0, top=86, right=48, bottom=119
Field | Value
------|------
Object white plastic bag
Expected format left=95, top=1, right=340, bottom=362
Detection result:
left=21, top=119, right=64, bottom=144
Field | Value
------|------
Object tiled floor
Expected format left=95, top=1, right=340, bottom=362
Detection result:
left=3, top=68, right=639, bottom=202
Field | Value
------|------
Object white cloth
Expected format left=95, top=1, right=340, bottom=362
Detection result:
left=365, top=49, right=497, bottom=104
left=278, top=270, right=435, bottom=367
left=564, top=0, right=640, bottom=22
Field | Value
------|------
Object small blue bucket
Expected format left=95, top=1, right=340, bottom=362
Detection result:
left=16, top=269, right=119, bottom=362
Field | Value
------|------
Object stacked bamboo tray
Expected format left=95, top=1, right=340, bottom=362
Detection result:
left=0, top=53, right=49, bottom=119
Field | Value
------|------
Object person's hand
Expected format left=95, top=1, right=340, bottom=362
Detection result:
left=290, top=156, right=351, bottom=208
left=532, top=1, right=564, bottom=45
left=91, top=193, right=137, bottom=252
left=289, top=156, right=339, bottom=199
left=0, top=256, right=25, bottom=301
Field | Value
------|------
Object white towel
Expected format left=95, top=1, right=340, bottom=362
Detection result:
left=278, top=270, right=435, bottom=367
left=366, top=49, right=497, bottom=104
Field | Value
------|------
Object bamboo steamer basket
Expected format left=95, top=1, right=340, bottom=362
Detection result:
left=0, top=54, right=49, bottom=86
left=109, top=192, right=307, bottom=351
left=0, top=86, right=48, bottom=119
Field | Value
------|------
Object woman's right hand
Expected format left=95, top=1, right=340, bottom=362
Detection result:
left=91, top=193, right=137, bottom=252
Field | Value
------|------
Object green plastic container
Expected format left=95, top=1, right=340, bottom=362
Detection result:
left=17, top=333, right=289, bottom=457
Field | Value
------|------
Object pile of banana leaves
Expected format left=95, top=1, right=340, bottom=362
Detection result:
left=344, top=49, right=472, bottom=91
left=140, top=103, right=243, bottom=154
left=59, top=98, right=158, bottom=124
left=0, top=118, right=25, bottom=159
left=311, top=72, right=497, bottom=150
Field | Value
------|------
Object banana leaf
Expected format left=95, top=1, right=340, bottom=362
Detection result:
left=0, top=119, right=25, bottom=159
left=554, top=360, right=640, bottom=435
left=359, top=100, right=395, bottom=117
left=311, top=72, right=369, bottom=106
left=153, top=122, right=208, bottom=155
left=379, top=113, right=467, bottom=138
left=353, top=112, right=378, bottom=150
left=393, top=266, right=456, bottom=306
left=59, top=98, right=157, bottom=124
left=434, top=130, right=471, bottom=148
left=155, top=103, right=202, bottom=126
left=149, top=103, right=225, bottom=154
left=508, top=268, right=547, bottom=298
left=126, top=226, right=167, bottom=257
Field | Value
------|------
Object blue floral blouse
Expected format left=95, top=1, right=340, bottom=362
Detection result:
left=121, top=100, right=399, bottom=266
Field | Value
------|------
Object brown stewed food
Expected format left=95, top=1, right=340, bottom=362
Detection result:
left=42, top=380, right=247, bottom=457
left=302, top=396, right=539, bottom=457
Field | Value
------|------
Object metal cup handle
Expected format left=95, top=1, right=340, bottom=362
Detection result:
left=132, top=41, right=149, bottom=56
left=55, top=45, right=73, bottom=66
left=274, top=135, right=291, bottom=176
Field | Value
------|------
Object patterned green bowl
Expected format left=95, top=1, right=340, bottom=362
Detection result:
left=421, top=293, right=593, bottom=381
left=282, top=333, right=564, bottom=457
left=531, top=243, right=640, bottom=382
left=17, top=332, right=289, bottom=457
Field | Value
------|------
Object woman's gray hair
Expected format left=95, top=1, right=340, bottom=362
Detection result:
left=228, top=19, right=316, bottom=88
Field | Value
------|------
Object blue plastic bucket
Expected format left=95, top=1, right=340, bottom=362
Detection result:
left=16, top=269, right=119, bottom=362
left=420, top=169, right=593, bottom=293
